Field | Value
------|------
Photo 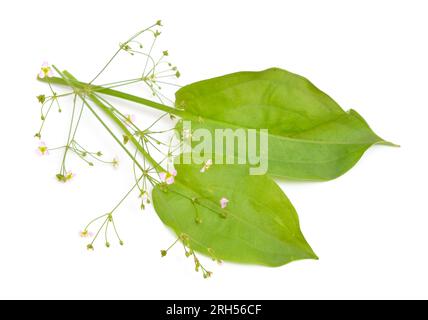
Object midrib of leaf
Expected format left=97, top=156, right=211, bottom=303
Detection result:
left=186, top=114, right=384, bottom=145
left=267, top=144, right=369, bottom=164
left=41, top=76, right=388, bottom=146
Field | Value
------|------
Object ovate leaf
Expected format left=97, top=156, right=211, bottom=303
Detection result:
left=175, top=68, right=395, bottom=180
left=152, top=154, right=317, bottom=266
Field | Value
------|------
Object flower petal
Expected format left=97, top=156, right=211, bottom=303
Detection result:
left=220, top=197, right=229, bottom=209
left=166, top=176, right=175, bottom=184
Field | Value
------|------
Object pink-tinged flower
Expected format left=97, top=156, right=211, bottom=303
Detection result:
left=79, top=230, right=94, bottom=238
left=36, top=141, right=49, bottom=156
left=200, top=159, right=213, bottom=173
left=220, top=197, right=229, bottom=209
left=38, top=61, right=54, bottom=78
left=160, top=168, right=177, bottom=184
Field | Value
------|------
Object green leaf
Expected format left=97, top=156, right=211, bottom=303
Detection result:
left=175, top=68, right=395, bottom=180
left=152, top=154, right=317, bottom=267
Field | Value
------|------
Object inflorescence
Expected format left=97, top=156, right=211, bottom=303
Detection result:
left=35, top=20, right=227, bottom=278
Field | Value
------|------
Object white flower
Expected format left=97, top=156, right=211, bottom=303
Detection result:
left=220, top=197, right=229, bottom=209
left=79, top=230, right=93, bottom=238
left=38, top=61, right=54, bottom=78
left=160, top=169, right=177, bottom=184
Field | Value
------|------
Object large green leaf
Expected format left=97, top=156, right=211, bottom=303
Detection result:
left=152, top=154, right=317, bottom=267
left=175, top=68, right=394, bottom=180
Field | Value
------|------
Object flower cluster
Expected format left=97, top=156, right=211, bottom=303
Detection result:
left=35, top=21, right=225, bottom=278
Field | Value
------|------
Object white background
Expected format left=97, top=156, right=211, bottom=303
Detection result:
left=0, top=0, right=427, bottom=299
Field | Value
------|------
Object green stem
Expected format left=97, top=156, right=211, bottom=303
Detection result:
left=58, top=68, right=165, bottom=173
left=88, top=91, right=163, bottom=173
left=59, top=94, right=77, bottom=174
left=52, top=67, right=146, bottom=172
left=37, top=76, right=193, bottom=120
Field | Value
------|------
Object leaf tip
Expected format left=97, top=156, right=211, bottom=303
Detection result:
left=297, top=239, right=319, bottom=262
left=303, top=246, right=319, bottom=261
left=380, top=140, right=400, bottom=148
